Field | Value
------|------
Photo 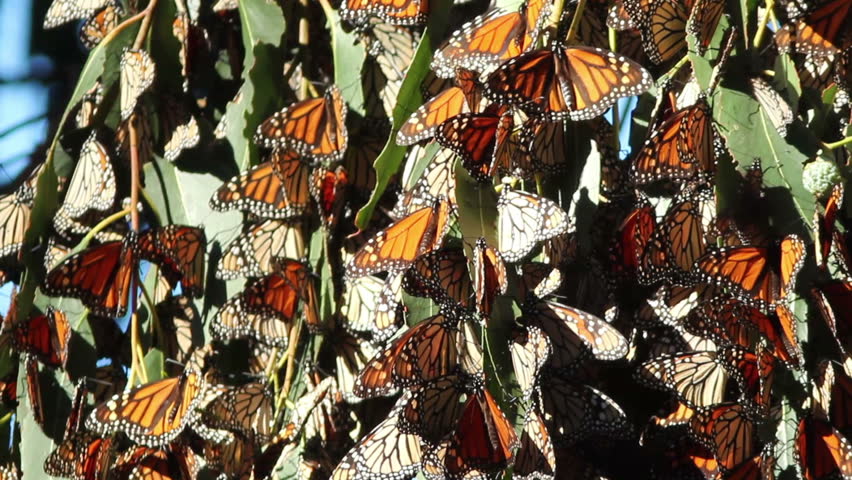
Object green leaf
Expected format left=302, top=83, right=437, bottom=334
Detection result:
left=355, top=0, right=453, bottom=229
left=711, top=84, right=818, bottom=237
left=455, top=162, right=499, bottom=248
left=141, top=155, right=245, bottom=321
left=219, top=0, right=287, bottom=171
left=322, top=2, right=367, bottom=115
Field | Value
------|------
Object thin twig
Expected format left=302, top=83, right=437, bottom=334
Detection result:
left=753, top=0, right=775, bottom=50
left=822, top=136, right=852, bottom=150
left=281, top=319, right=304, bottom=400
left=299, top=0, right=310, bottom=100
left=564, top=0, right=587, bottom=44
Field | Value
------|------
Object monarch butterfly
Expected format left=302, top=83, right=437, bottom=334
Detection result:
left=353, top=308, right=461, bottom=398
left=202, top=382, right=273, bottom=443
left=22, top=355, right=44, bottom=429
left=209, top=150, right=311, bottom=219
left=518, top=262, right=563, bottom=299
left=324, top=328, right=382, bottom=404
left=45, top=414, right=114, bottom=479
left=340, top=0, right=428, bottom=26
left=311, top=166, right=348, bottom=229
left=509, top=326, right=551, bottom=400
left=631, top=99, right=716, bottom=185
left=112, top=445, right=198, bottom=480
left=694, top=234, right=806, bottom=312
left=75, top=81, right=103, bottom=129
left=11, top=307, right=71, bottom=369
left=85, top=366, right=205, bottom=447
left=623, top=0, right=689, bottom=64
left=53, top=132, right=116, bottom=239
left=43, top=0, right=112, bottom=28
left=0, top=181, right=33, bottom=264
left=80, top=5, right=120, bottom=49
left=473, top=238, right=507, bottom=319
left=115, top=108, right=154, bottom=164
left=497, top=188, right=570, bottom=262
left=686, top=403, right=756, bottom=471
left=523, top=299, right=629, bottom=363
left=637, top=184, right=715, bottom=285
left=392, top=148, right=457, bottom=217
left=218, top=219, right=306, bottom=280
left=138, top=225, right=206, bottom=297
left=609, top=199, right=656, bottom=280
left=537, top=377, right=629, bottom=446
left=430, top=0, right=552, bottom=78
left=402, top=247, right=473, bottom=308
left=437, top=107, right=515, bottom=183
left=816, top=361, right=852, bottom=431
left=484, top=45, right=652, bottom=121
left=119, top=49, right=156, bottom=120
left=718, top=446, right=776, bottom=480
left=607, top=0, right=634, bottom=30
left=160, top=98, right=200, bottom=162
left=812, top=280, right=852, bottom=357
left=518, top=119, right=571, bottom=177
left=331, top=394, right=424, bottom=480
left=815, top=183, right=844, bottom=271
left=691, top=297, right=802, bottom=367
left=781, top=0, right=852, bottom=58
left=362, top=20, right=417, bottom=82
left=362, top=56, right=400, bottom=122
left=514, top=410, right=556, bottom=480
left=637, top=346, right=766, bottom=410
left=203, top=433, right=256, bottom=480
left=154, top=296, right=200, bottom=376
left=345, top=199, right=453, bottom=280
left=43, top=234, right=138, bottom=318
left=420, top=385, right=518, bottom=478
left=340, top=273, right=405, bottom=343
left=750, top=77, right=795, bottom=138
left=797, top=415, right=852, bottom=480
left=213, top=260, right=318, bottom=346
left=397, top=70, right=479, bottom=146
left=343, top=134, right=381, bottom=194
left=254, top=85, right=348, bottom=163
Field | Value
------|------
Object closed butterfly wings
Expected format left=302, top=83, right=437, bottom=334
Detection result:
left=631, top=99, right=716, bottom=185
left=85, top=367, right=205, bottom=447
left=43, top=0, right=112, bottom=28
left=397, top=70, right=480, bottom=146
left=209, top=150, right=311, bottom=219
left=119, top=49, right=156, bottom=120
left=255, top=86, right=348, bottom=163
left=497, top=188, right=570, bottom=262
left=54, top=132, right=117, bottom=237
left=345, top=199, right=453, bottom=280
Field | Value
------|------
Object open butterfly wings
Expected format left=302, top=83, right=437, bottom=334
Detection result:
left=484, top=46, right=652, bottom=121
left=43, top=236, right=138, bottom=318
left=694, top=235, right=806, bottom=311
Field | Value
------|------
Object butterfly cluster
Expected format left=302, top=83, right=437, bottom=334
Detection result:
left=0, top=0, right=849, bottom=478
